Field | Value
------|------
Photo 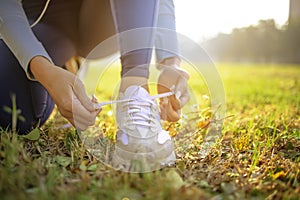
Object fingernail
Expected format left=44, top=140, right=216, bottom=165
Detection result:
left=170, top=85, right=175, bottom=92
left=92, top=94, right=98, bottom=103
left=175, top=91, right=181, bottom=99
left=163, top=97, right=168, bottom=104
left=93, top=103, right=101, bottom=110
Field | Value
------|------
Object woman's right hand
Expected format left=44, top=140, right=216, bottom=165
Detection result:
left=30, top=56, right=100, bottom=130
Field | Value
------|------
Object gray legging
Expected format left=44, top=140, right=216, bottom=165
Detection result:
left=0, top=0, right=178, bottom=133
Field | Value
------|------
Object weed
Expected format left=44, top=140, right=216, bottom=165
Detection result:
left=0, top=64, right=299, bottom=199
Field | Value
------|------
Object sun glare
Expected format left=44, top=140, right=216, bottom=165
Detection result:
left=174, top=0, right=290, bottom=42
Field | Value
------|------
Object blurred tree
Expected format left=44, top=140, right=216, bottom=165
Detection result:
left=289, top=0, right=300, bottom=26
left=203, top=1, right=300, bottom=64
left=204, top=19, right=299, bottom=64
left=285, top=0, right=300, bottom=63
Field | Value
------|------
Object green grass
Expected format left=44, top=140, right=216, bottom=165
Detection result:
left=1, top=63, right=299, bottom=200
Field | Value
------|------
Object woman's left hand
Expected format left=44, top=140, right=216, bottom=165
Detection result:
left=157, top=65, right=190, bottom=122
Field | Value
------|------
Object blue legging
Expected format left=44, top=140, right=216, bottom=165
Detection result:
left=0, top=0, right=159, bottom=133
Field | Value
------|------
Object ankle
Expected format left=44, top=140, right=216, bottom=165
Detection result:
left=120, top=76, right=149, bottom=92
left=159, top=56, right=181, bottom=66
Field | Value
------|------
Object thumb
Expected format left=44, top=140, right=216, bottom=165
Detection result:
left=174, top=77, right=190, bottom=108
left=174, top=78, right=185, bottom=103
left=73, top=77, right=95, bottom=112
left=179, top=90, right=190, bottom=107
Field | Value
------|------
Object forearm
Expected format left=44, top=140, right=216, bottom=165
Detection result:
left=0, top=0, right=52, bottom=80
left=29, top=56, right=53, bottom=83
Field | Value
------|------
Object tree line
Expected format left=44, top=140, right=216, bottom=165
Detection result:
left=203, top=19, right=300, bottom=64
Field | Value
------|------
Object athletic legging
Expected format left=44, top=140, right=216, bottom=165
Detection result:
left=0, top=0, right=178, bottom=133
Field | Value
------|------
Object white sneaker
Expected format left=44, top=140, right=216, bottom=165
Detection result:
left=112, top=85, right=176, bottom=172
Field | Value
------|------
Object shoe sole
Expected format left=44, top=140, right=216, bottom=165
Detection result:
left=111, top=139, right=176, bottom=172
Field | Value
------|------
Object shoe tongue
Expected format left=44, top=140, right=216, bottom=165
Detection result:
left=137, top=126, right=149, bottom=138
left=124, top=85, right=150, bottom=99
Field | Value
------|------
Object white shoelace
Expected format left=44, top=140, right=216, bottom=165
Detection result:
left=127, top=91, right=174, bottom=128
left=94, top=91, right=174, bottom=109
left=99, top=91, right=174, bottom=128
left=123, top=97, right=157, bottom=128
left=59, top=91, right=174, bottom=130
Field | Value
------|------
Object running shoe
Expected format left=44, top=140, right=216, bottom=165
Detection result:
left=112, top=85, right=176, bottom=172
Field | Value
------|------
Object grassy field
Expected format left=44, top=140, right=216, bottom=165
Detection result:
left=0, top=63, right=299, bottom=200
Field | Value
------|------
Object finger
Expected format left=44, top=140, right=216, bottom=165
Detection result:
left=58, top=97, right=98, bottom=130
left=165, top=100, right=181, bottom=122
left=72, top=97, right=97, bottom=129
left=169, top=95, right=181, bottom=110
left=70, top=118, right=89, bottom=131
left=180, top=89, right=190, bottom=107
left=92, top=94, right=98, bottom=103
left=175, top=77, right=190, bottom=107
left=73, top=115, right=96, bottom=130
left=175, top=76, right=188, bottom=97
left=74, top=110, right=98, bottom=126
left=159, top=98, right=168, bottom=121
left=64, top=116, right=89, bottom=131
left=92, top=94, right=103, bottom=112
left=67, top=117, right=88, bottom=131
left=56, top=102, right=73, bottom=120
left=73, top=77, right=95, bottom=112
left=69, top=117, right=93, bottom=131
left=57, top=96, right=92, bottom=124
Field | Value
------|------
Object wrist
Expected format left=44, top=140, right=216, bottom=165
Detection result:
left=160, top=56, right=181, bottom=66
left=29, top=56, right=52, bottom=81
left=158, top=57, right=190, bottom=80
left=157, top=56, right=181, bottom=71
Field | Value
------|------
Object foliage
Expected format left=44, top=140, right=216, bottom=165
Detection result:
left=204, top=19, right=300, bottom=64
left=0, top=64, right=299, bottom=199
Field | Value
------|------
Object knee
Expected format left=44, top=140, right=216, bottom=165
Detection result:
left=0, top=89, right=54, bottom=135
left=0, top=107, right=54, bottom=135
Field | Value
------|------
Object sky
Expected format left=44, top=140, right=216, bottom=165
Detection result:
left=174, top=0, right=290, bottom=42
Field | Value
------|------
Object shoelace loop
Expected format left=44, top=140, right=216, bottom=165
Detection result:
left=95, top=91, right=174, bottom=109
left=95, top=91, right=174, bottom=129
left=59, top=91, right=174, bottom=130
left=123, top=97, right=157, bottom=128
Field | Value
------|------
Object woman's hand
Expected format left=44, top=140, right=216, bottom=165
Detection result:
left=30, top=56, right=100, bottom=130
left=157, top=62, right=190, bottom=122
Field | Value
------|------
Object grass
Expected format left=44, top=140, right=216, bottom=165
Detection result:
left=0, top=63, right=299, bottom=200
